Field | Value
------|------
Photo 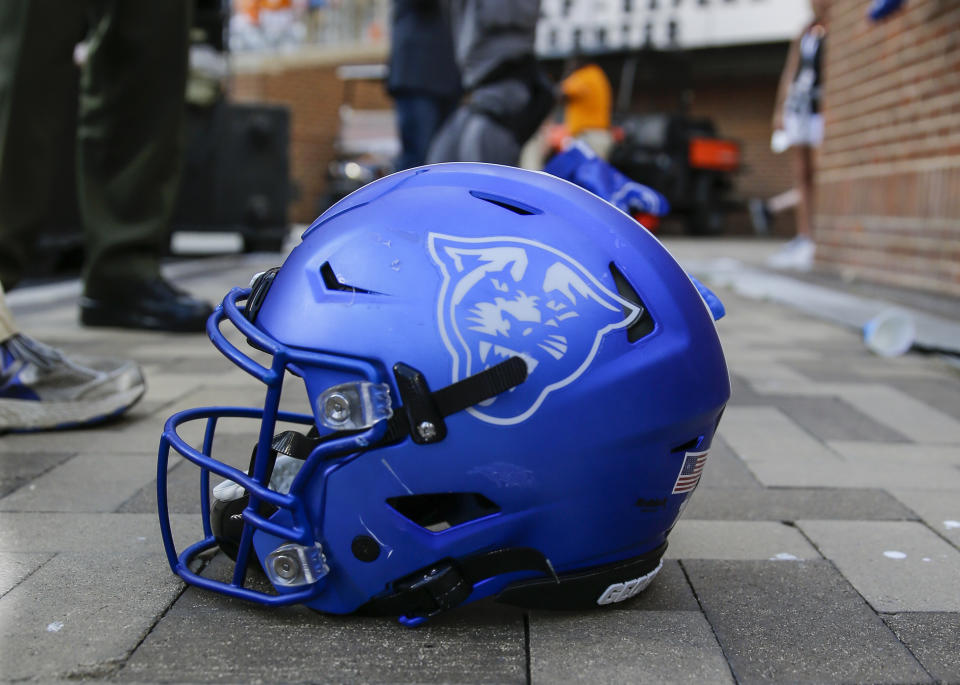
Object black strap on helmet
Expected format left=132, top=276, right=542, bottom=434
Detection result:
left=271, top=356, right=528, bottom=461
left=356, top=547, right=558, bottom=619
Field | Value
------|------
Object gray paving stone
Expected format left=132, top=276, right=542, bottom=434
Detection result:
left=890, top=488, right=960, bottom=548
left=797, top=520, right=960, bottom=612
left=831, top=385, right=960, bottom=444
left=0, top=512, right=202, bottom=555
left=622, top=560, right=701, bottom=611
left=893, top=377, right=960, bottom=422
left=884, top=612, right=960, bottom=684
left=0, top=452, right=159, bottom=513
left=529, top=610, right=733, bottom=684
left=825, top=441, right=960, bottom=490
left=727, top=374, right=772, bottom=406
left=666, top=521, right=820, bottom=560
left=0, top=551, right=51, bottom=597
left=0, top=451, right=74, bottom=498
left=684, top=559, right=931, bottom=684
left=719, top=406, right=843, bottom=488
left=784, top=358, right=874, bottom=383
left=684, top=487, right=917, bottom=521
left=118, top=458, right=205, bottom=515
left=0, top=419, right=162, bottom=456
left=766, top=394, right=910, bottom=443
left=0, top=550, right=183, bottom=681
left=118, top=589, right=526, bottom=684
left=697, top=436, right=762, bottom=489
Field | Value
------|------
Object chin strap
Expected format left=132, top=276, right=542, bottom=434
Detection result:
left=270, top=357, right=528, bottom=462
left=356, top=547, right=558, bottom=623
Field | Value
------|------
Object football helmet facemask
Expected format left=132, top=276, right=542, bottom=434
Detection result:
left=157, top=163, right=729, bottom=625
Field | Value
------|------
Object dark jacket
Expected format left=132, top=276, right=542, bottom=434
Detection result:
left=387, top=0, right=461, bottom=99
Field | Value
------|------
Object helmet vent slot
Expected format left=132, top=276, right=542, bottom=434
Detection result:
left=670, top=436, right=702, bottom=453
left=387, top=492, right=500, bottom=532
left=469, top=190, right=542, bottom=216
left=320, top=262, right=381, bottom=295
left=609, top=262, right=655, bottom=342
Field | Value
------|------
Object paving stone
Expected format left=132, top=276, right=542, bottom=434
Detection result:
left=0, top=452, right=159, bottom=513
left=0, top=418, right=163, bottom=455
left=883, top=612, right=960, bottom=684
left=0, top=551, right=51, bottom=597
left=622, top=560, right=701, bottom=611
left=118, top=458, right=205, bottom=515
left=727, top=374, right=771, bottom=406
left=825, top=441, right=960, bottom=490
left=0, top=550, right=184, bottom=681
left=529, top=611, right=733, bottom=684
left=830, top=385, right=960, bottom=444
left=797, top=520, right=960, bottom=612
left=719, top=407, right=843, bottom=487
left=697, top=436, right=762, bottom=489
left=0, top=512, right=202, bottom=555
left=728, top=360, right=813, bottom=389
left=665, top=521, right=820, bottom=560
left=118, top=590, right=526, bottom=684
left=0, top=451, right=74, bottom=498
left=684, top=559, right=931, bottom=684
left=892, top=377, right=960, bottom=422
left=765, top=395, right=910, bottom=443
left=684, top=487, right=917, bottom=521
left=889, top=488, right=960, bottom=548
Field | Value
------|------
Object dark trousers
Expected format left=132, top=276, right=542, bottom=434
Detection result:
left=0, top=0, right=189, bottom=293
left=393, top=93, right=457, bottom=171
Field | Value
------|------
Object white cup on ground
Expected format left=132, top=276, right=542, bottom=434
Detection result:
left=863, top=309, right=916, bottom=357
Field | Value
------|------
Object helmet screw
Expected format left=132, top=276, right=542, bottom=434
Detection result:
left=271, top=553, right=301, bottom=581
left=417, top=421, right=437, bottom=441
left=323, top=392, right=351, bottom=424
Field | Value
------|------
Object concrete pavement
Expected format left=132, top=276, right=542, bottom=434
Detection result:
left=1, top=238, right=958, bottom=683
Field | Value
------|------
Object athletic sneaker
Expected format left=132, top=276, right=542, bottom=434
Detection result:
left=0, top=334, right=145, bottom=432
left=767, top=236, right=815, bottom=271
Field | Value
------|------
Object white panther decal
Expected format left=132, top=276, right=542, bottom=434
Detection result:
left=428, top=233, right=640, bottom=425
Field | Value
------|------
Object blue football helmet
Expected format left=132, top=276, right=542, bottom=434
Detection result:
left=157, top=163, right=729, bottom=625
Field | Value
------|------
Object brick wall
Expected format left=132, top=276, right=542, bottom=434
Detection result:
left=816, top=0, right=960, bottom=296
left=229, top=45, right=392, bottom=224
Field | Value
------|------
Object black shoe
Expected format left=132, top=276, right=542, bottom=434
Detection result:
left=80, top=277, right=214, bottom=333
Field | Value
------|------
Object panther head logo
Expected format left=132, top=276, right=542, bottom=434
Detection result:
left=428, top=233, right=641, bottom=425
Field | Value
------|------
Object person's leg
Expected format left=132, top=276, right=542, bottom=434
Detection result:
left=395, top=94, right=449, bottom=170
left=794, top=144, right=814, bottom=238
left=77, top=0, right=211, bottom=332
left=0, top=0, right=87, bottom=290
left=0, top=283, right=19, bottom=342
left=78, top=0, right=190, bottom=288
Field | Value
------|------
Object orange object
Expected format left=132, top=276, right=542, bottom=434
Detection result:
left=689, top=138, right=740, bottom=172
left=561, top=64, right=612, bottom=137
left=632, top=212, right=660, bottom=233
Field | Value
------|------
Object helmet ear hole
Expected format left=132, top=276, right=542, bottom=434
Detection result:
left=387, top=493, right=500, bottom=532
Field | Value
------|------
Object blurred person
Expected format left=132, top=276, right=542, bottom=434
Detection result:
left=387, top=0, right=461, bottom=170
left=426, top=0, right=553, bottom=166
left=559, top=56, right=613, bottom=159
left=767, top=0, right=827, bottom=270
left=0, top=0, right=213, bottom=332
left=0, top=284, right=145, bottom=432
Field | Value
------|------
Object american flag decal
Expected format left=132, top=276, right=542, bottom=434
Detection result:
left=672, top=450, right=708, bottom=494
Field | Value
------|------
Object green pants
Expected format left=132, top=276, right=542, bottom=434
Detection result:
left=0, top=0, right=189, bottom=293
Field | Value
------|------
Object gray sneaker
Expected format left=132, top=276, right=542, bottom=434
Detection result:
left=0, top=334, right=145, bottom=432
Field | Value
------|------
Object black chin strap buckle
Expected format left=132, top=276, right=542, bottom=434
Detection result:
left=358, top=546, right=556, bottom=625
left=393, top=363, right=447, bottom=444
left=391, top=356, right=529, bottom=446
